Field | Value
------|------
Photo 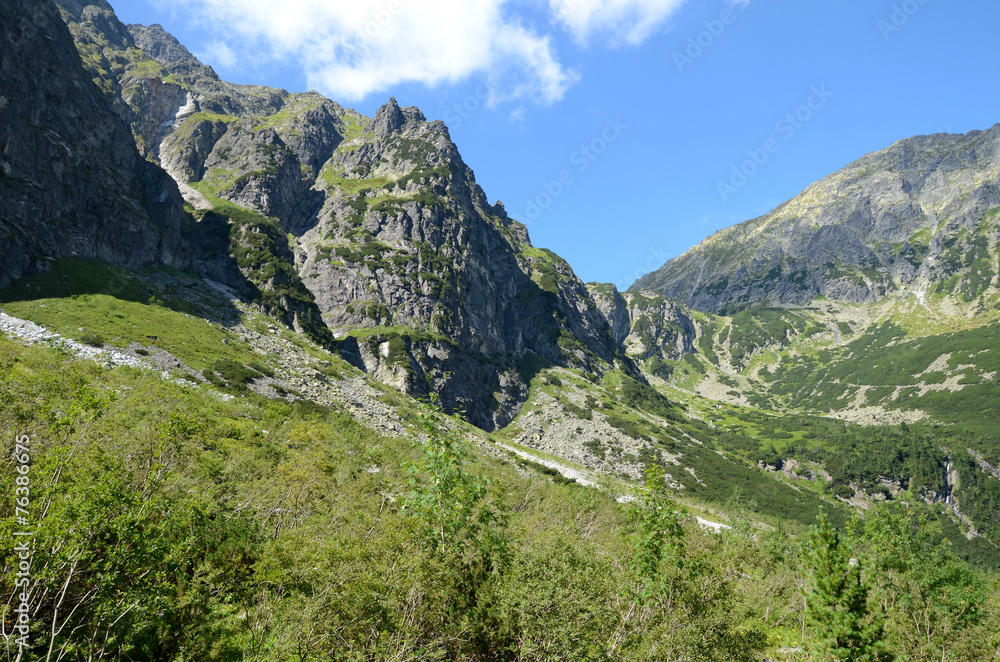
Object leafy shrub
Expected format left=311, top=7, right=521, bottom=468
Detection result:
left=79, top=332, right=104, bottom=347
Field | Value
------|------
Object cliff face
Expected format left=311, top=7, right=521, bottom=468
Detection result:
left=46, top=3, right=626, bottom=428
left=0, top=0, right=187, bottom=290
left=588, top=284, right=697, bottom=376
left=633, top=127, right=1000, bottom=313
left=295, top=98, right=625, bottom=427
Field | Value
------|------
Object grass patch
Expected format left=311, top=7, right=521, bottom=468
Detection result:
left=0, top=259, right=263, bottom=371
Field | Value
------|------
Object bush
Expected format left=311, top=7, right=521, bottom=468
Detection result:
left=79, top=331, right=104, bottom=347
left=832, top=482, right=854, bottom=499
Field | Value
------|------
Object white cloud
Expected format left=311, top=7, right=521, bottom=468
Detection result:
left=177, top=0, right=685, bottom=105
left=549, top=0, right=687, bottom=46
left=197, top=40, right=237, bottom=69
left=180, top=0, right=576, bottom=105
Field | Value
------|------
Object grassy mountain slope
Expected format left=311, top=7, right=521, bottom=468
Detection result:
left=7, top=261, right=995, bottom=660
left=625, top=291, right=1000, bottom=555
left=3, top=263, right=999, bottom=660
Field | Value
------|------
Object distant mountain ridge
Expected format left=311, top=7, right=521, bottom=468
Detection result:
left=633, top=126, right=1000, bottom=313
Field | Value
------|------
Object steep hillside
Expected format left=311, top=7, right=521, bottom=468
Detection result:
left=588, top=283, right=697, bottom=376
left=0, top=0, right=188, bottom=290
left=633, top=126, right=1000, bottom=313
left=53, top=2, right=626, bottom=429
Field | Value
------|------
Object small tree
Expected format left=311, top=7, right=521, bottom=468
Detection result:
left=614, top=464, right=766, bottom=662
left=402, top=396, right=510, bottom=655
left=803, top=509, right=892, bottom=662
left=853, top=503, right=989, bottom=661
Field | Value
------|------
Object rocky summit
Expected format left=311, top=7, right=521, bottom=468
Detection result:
left=633, top=126, right=1000, bottom=314
left=32, top=0, right=629, bottom=430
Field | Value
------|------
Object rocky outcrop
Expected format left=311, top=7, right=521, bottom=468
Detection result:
left=587, top=283, right=631, bottom=344
left=127, top=23, right=287, bottom=117
left=588, top=284, right=697, bottom=373
left=45, top=6, right=628, bottom=429
left=621, top=291, right=697, bottom=363
left=634, top=126, right=1000, bottom=312
left=48, top=1, right=338, bottom=349
left=299, top=99, right=625, bottom=428
left=0, top=0, right=188, bottom=290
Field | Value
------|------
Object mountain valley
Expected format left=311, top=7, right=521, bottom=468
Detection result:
left=2, top=0, right=1000, bottom=659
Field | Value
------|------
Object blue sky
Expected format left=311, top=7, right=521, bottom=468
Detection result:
left=111, top=0, right=1000, bottom=289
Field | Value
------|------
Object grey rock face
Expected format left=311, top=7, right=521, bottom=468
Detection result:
left=127, top=23, right=286, bottom=117
left=45, top=8, right=627, bottom=429
left=587, top=283, right=631, bottom=345
left=587, top=284, right=697, bottom=374
left=621, top=291, right=696, bottom=363
left=634, top=126, right=1000, bottom=312
left=298, top=100, right=624, bottom=428
left=49, top=3, right=337, bottom=349
left=0, top=0, right=188, bottom=290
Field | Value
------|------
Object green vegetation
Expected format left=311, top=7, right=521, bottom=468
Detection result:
left=619, top=375, right=681, bottom=421
left=336, top=110, right=368, bottom=141
left=617, top=465, right=768, bottom=660
left=190, top=192, right=334, bottom=348
left=202, top=358, right=269, bottom=393
left=0, top=259, right=265, bottom=370
left=520, top=246, right=572, bottom=295
left=401, top=398, right=512, bottom=656
left=78, top=331, right=105, bottom=347
left=727, top=308, right=809, bottom=367
left=319, top=168, right=393, bottom=195
left=802, top=510, right=891, bottom=662
left=252, top=94, right=321, bottom=132
left=393, top=162, right=451, bottom=191
left=731, top=314, right=1000, bottom=468
left=394, top=136, right=437, bottom=163
left=851, top=503, right=994, bottom=660
left=1, top=312, right=998, bottom=660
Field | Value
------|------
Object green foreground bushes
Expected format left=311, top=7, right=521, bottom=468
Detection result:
left=1, top=336, right=998, bottom=660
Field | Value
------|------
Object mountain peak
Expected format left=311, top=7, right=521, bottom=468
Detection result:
left=633, top=125, right=1000, bottom=313
left=369, top=97, right=426, bottom=137
left=128, top=22, right=220, bottom=82
left=54, top=0, right=133, bottom=48
left=54, top=0, right=115, bottom=20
